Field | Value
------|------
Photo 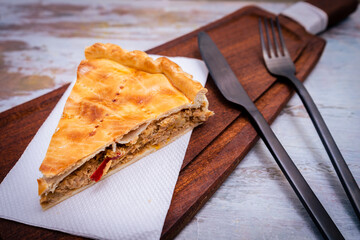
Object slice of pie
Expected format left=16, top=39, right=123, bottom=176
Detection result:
left=37, top=43, right=213, bottom=210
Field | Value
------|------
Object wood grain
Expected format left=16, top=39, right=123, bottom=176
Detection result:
left=0, top=6, right=326, bottom=240
left=306, top=0, right=358, bottom=27
left=157, top=9, right=326, bottom=237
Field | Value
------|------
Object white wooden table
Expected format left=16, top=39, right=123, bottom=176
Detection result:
left=0, top=1, right=359, bottom=239
left=178, top=4, right=360, bottom=240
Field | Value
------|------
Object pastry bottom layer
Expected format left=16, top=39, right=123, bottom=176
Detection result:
left=40, top=107, right=209, bottom=208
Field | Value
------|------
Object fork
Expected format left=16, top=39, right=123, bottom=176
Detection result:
left=259, top=17, right=360, bottom=221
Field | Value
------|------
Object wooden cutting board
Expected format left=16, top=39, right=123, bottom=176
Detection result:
left=0, top=6, right=326, bottom=240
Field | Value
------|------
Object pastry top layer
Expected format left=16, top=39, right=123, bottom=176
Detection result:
left=39, top=43, right=206, bottom=180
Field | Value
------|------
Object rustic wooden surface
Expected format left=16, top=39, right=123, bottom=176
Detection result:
left=307, top=0, right=358, bottom=27
left=0, top=3, right=326, bottom=239
left=177, top=5, right=360, bottom=240
left=0, top=1, right=359, bottom=240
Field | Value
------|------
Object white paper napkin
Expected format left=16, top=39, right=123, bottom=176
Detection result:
left=0, top=56, right=209, bottom=240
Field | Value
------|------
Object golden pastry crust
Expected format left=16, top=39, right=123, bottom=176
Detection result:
left=38, top=43, right=210, bottom=196
left=85, top=43, right=204, bottom=100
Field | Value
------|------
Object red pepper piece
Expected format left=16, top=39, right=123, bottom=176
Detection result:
left=90, top=153, right=123, bottom=182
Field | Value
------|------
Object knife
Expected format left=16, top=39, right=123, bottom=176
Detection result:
left=198, top=31, right=344, bottom=240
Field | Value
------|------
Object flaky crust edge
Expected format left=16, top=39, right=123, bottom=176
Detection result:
left=85, top=43, right=206, bottom=101
left=38, top=43, right=211, bottom=196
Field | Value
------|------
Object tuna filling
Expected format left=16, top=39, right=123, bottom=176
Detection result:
left=40, top=107, right=209, bottom=206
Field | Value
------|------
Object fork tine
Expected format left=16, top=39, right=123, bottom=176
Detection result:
left=276, top=17, right=290, bottom=57
left=264, top=18, right=275, bottom=58
left=258, top=18, right=269, bottom=59
left=270, top=18, right=281, bottom=57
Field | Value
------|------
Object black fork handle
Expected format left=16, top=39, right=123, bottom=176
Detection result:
left=246, top=107, right=344, bottom=240
left=287, top=73, right=360, bottom=220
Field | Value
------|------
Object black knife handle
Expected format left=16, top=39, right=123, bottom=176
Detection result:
left=287, top=74, right=360, bottom=220
left=246, top=107, right=344, bottom=240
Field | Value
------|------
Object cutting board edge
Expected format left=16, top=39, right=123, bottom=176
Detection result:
left=160, top=34, right=326, bottom=238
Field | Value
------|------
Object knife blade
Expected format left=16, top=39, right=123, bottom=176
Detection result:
left=198, top=31, right=344, bottom=240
